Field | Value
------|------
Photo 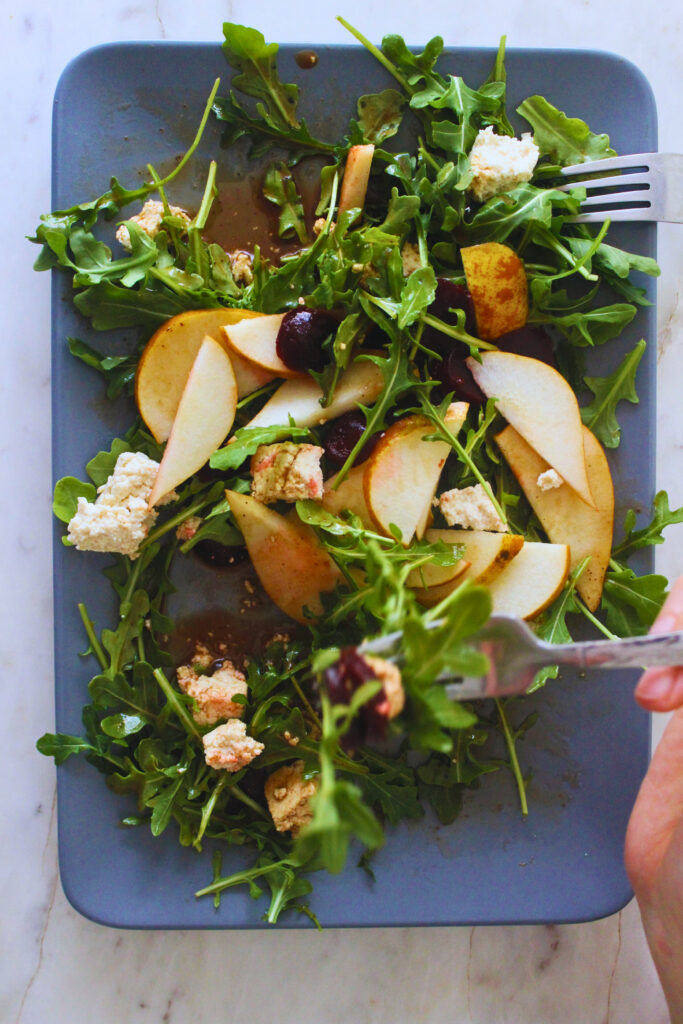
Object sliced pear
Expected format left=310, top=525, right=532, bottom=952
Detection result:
left=246, top=359, right=384, bottom=430
left=406, top=557, right=471, bottom=591
left=364, top=403, right=469, bottom=545
left=321, top=464, right=373, bottom=528
left=487, top=541, right=570, bottom=620
left=221, top=313, right=304, bottom=379
left=496, top=424, right=614, bottom=611
left=413, top=530, right=524, bottom=606
left=338, top=144, right=375, bottom=217
left=135, top=308, right=269, bottom=442
left=467, top=351, right=594, bottom=507
left=226, top=490, right=341, bottom=623
left=461, top=242, right=528, bottom=341
left=427, top=529, right=525, bottom=586
left=148, top=337, right=237, bottom=507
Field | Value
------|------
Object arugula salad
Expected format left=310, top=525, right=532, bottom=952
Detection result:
left=36, top=20, right=683, bottom=924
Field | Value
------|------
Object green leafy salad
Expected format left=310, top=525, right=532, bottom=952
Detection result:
left=35, top=19, right=682, bottom=924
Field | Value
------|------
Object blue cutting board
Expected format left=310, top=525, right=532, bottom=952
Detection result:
left=51, top=41, right=656, bottom=928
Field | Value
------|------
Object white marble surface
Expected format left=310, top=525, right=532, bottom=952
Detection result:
left=3, top=1, right=682, bottom=1021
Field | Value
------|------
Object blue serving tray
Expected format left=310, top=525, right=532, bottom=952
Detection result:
left=51, top=41, right=656, bottom=928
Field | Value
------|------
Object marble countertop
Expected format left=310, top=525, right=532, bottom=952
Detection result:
left=3, top=1, right=682, bottom=1021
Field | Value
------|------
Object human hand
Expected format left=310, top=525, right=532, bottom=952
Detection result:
left=625, top=575, right=683, bottom=1023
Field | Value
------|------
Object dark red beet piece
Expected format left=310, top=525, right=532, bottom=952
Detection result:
left=436, top=352, right=486, bottom=405
left=323, top=648, right=389, bottom=750
left=276, top=308, right=338, bottom=373
left=423, top=278, right=477, bottom=355
left=495, top=325, right=556, bottom=367
left=324, top=411, right=381, bottom=467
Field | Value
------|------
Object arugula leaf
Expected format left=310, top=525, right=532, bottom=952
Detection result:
left=530, top=301, right=636, bottom=347
left=465, top=183, right=580, bottom=244
left=517, top=95, right=616, bottom=164
left=263, top=162, right=307, bottom=243
left=36, top=733, right=98, bottom=764
left=222, top=23, right=300, bottom=129
left=86, top=438, right=132, bottom=486
left=74, top=281, right=205, bottom=330
left=357, top=89, right=405, bottom=144
left=67, top=337, right=139, bottom=399
left=210, top=424, right=315, bottom=471
left=53, top=477, right=97, bottom=523
left=614, top=491, right=683, bottom=560
left=601, top=566, right=668, bottom=636
left=580, top=340, right=646, bottom=447
left=566, top=237, right=660, bottom=281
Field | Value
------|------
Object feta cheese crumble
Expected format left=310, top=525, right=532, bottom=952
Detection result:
left=469, top=127, right=539, bottom=203
left=251, top=442, right=324, bottom=503
left=400, top=242, right=422, bottom=277
left=439, top=484, right=508, bottom=532
left=265, top=760, right=319, bottom=835
left=537, top=468, right=564, bottom=492
left=177, top=647, right=249, bottom=726
left=67, top=451, right=174, bottom=559
left=176, top=515, right=202, bottom=542
left=202, top=720, right=264, bottom=772
left=115, top=199, right=191, bottom=250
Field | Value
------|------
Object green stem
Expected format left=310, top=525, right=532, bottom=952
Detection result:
left=195, top=856, right=291, bottom=898
left=78, top=603, right=108, bottom=671
left=495, top=699, right=528, bottom=816
left=420, top=313, right=498, bottom=351
left=231, top=783, right=270, bottom=819
left=291, top=676, right=323, bottom=731
left=194, top=774, right=228, bottom=849
left=577, top=599, right=618, bottom=640
left=336, top=18, right=412, bottom=94
left=158, top=79, right=221, bottom=189
left=152, top=668, right=202, bottom=743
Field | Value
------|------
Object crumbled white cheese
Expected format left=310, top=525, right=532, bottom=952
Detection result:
left=202, top=720, right=264, bottom=772
left=67, top=451, right=174, bottom=559
left=313, top=217, right=336, bottom=236
left=400, top=242, right=422, bottom=277
left=265, top=760, right=318, bottom=835
left=177, top=647, right=248, bottom=726
left=363, top=656, right=405, bottom=719
left=469, top=127, right=539, bottom=203
left=251, top=442, right=324, bottom=504
left=228, top=250, right=254, bottom=285
left=537, top=468, right=564, bottom=492
left=439, top=484, right=507, bottom=532
left=115, top=199, right=191, bottom=250
left=176, top=515, right=202, bottom=542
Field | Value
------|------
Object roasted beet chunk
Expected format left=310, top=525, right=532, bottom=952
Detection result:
left=324, top=411, right=381, bottom=468
left=494, top=325, right=556, bottom=367
left=423, top=279, right=478, bottom=355
left=435, top=351, right=486, bottom=405
left=323, top=648, right=389, bottom=750
left=276, top=308, right=338, bottom=372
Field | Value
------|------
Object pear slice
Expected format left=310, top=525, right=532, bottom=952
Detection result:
left=496, top=424, right=614, bottom=611
left=412, top=529, right=524, bottom=606
left=338, top=144, right=375, bottom=217
left=135, top=308, right=270, bottom=442
left=221, top=313, right=304, bottom=379
left=246, top=359, right=384, bottom=430
left=148, top=337, right=237, bottom=507
left=467, top=351, right=595, bottom=507
left=487, top=541, right=570, bottom=620
left=427, top=529, right=525, bottom=585
left=226, top=490, right=341, bottom=623
left=461, top=242, right=528, bottom=341
left=321, top=464, right=373, bottom=528
left=364, top=403, right=469, bottom=545
left=406, top=557, right=471, bottom=591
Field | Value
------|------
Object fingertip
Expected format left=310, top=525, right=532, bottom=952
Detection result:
left=635, top=667, right=683, bottom=712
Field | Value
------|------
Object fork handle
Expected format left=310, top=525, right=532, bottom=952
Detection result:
left=546, top=631, right=683, bottom=671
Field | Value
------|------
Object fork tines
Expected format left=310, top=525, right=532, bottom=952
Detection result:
left=556, top=151, right=683, bottom=224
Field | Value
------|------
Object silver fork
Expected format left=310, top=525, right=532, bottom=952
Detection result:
left=358, top=615, right=683, bottom=700
left=557, top=152, right=683, bottom=223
